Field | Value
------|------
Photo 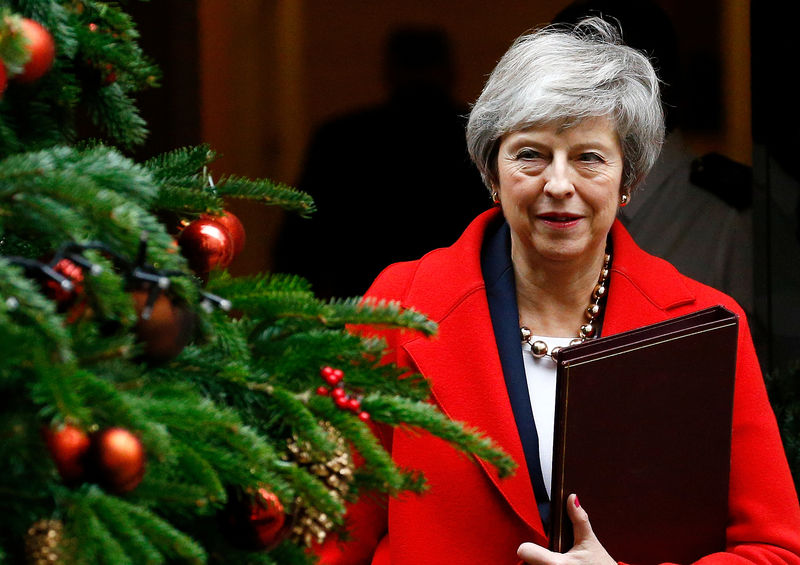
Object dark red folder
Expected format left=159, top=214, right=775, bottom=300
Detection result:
left=549, top=306, right=738, bottom=564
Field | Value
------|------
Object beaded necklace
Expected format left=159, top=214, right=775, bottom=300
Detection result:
left=519, top=252, right=611, bottom=362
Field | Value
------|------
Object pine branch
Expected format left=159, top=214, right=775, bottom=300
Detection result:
left=65, top=487, right=207, bottom=564
left=267, top=387, right=338, bottom=454
left=173, top=442, right=228, bottom=507
left=249, top=328, right=429, bottom=402
left=209, top=277, right=436, bottom=336
left=144, top=145, right=216, bottom=181
left=272, top=458, right=345, bottom=520
left=83, top=84, right=149, bottom=149
left=333, top=297, right=437, bottom=335
left=213, top=175, right=315, bottom=217
left=66, top=495, right=132, bottom=565
left=308, top=396, right=423, bottom=496
left=364, top=394, right=517, bottom=478
left=152, top=182, right=222, bottom=214
left=207, top=270, right=314, bottom=297
left=0, top=145, right=159, bottom=205
left=136, top=395, right=294, bottom=502
left=90, top=492, right=165, bottom=564
left=0, top=258, right=74, bottom=363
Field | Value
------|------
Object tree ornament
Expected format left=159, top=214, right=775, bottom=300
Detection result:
left=250, top=487, right=287, bottom=548
left=131, top=287, right=195, bottom=364
left=88, top=427, right=145, bottom=493
left=24, top=519, right=63, bottom=565
left=45, top=258, right=83, bottom=305
left=320, top=366, right=343, bottom=386
left=222, top=486, right=290, bottom=550
left=203, top=211, right=246, bottom=256
left=43, top=424, right=90, bottom=484
left=178, top=218, right=235, bottom=273
left=284, top=422, right=354, bottom=547
left=15, top=19, right=56, bottom=84
left=45, top=259, right=90, bottom=323
left=318, top=367, right=371, bottom=420
left=333, top=394, right=350, bottom=410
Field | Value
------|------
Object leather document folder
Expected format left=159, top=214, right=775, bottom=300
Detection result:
left=549, top=305, right=739, bottom=564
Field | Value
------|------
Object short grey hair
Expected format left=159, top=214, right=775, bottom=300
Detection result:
left=466, top=17, right=664, bottom=192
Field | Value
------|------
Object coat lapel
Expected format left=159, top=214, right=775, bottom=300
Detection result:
left=403, top=290, right=546, bottom=539
left=603, top=221, right=696, bottom=335
left=399, top=209, right=545, bottom=540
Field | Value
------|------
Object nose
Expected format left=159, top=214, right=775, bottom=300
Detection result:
left=543, top=155, right=574, bottom=199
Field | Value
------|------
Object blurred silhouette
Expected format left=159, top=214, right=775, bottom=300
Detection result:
left=553, top=0, right=754, bottom=313
left=275, top=27, right=489, bottom=299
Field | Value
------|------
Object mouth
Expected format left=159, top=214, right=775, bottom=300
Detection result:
left=536, top=212, right=583, bottom=229
left=537, top=212, right=582, bottom=221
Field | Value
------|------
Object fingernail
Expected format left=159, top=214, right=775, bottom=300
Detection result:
left=574, top=495, right=581, bottom=508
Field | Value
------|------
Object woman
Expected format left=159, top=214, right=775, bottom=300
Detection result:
left=317, top=18, right=800, bottom=564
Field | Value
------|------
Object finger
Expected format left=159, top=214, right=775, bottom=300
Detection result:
left=517, top=542, right=558, bottom=564
left=566, top=493, right=595, bottom=544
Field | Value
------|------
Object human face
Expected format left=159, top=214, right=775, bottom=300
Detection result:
left=494, top=116, right=624, bottom=268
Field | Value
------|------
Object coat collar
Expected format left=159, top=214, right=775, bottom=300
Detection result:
left=397, top=208, right=696, bottom=540
left=603, top=220, right=696, bottom=333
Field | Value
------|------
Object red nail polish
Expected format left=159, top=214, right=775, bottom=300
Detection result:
left=574, top=495, right=581, bottom=508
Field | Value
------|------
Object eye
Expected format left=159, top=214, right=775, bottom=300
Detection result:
left=515, top=148, right=542, bottom=160
left=578, top=152, right=605, bottom=163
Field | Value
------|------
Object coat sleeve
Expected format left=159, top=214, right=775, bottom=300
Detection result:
left=313, top=261, right=420, bottom=564
left=701, top=315, right=800, bottom=563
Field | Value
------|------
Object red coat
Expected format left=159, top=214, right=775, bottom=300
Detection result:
left=317, top=208, right=800, bottom=564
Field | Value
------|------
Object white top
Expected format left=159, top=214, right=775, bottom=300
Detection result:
left=521, top=336, right=574, bottom=499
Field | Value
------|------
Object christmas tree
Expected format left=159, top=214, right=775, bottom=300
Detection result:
left=0, top=3, right=514, bottom=563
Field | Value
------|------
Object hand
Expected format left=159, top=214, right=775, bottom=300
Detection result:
left=517, top=494, right=615, bottom=565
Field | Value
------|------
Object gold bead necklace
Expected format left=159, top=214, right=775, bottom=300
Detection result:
left=519, top=252, right=611, bottom=362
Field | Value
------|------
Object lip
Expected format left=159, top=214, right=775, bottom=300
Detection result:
left=536, top=212, right=583, bottom=229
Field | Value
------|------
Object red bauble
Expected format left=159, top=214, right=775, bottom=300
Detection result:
left=89, top=427, right=145, bottom=493
left=131, top=289, right=196, bottom=364
left=203, top=211, right=246, bottom=256
left=45, top=258, right=83, bottom=304
left=42, top=258, right=90, bottom=323
left=43, top=424, right=90, bottom=484
left=15, top=19, right=56, bottom=84
left=223, top=487, right=289, bottom=549
left=179, top=218, right=235, bottom=273
left=249, top=488, right=286, bottom=547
